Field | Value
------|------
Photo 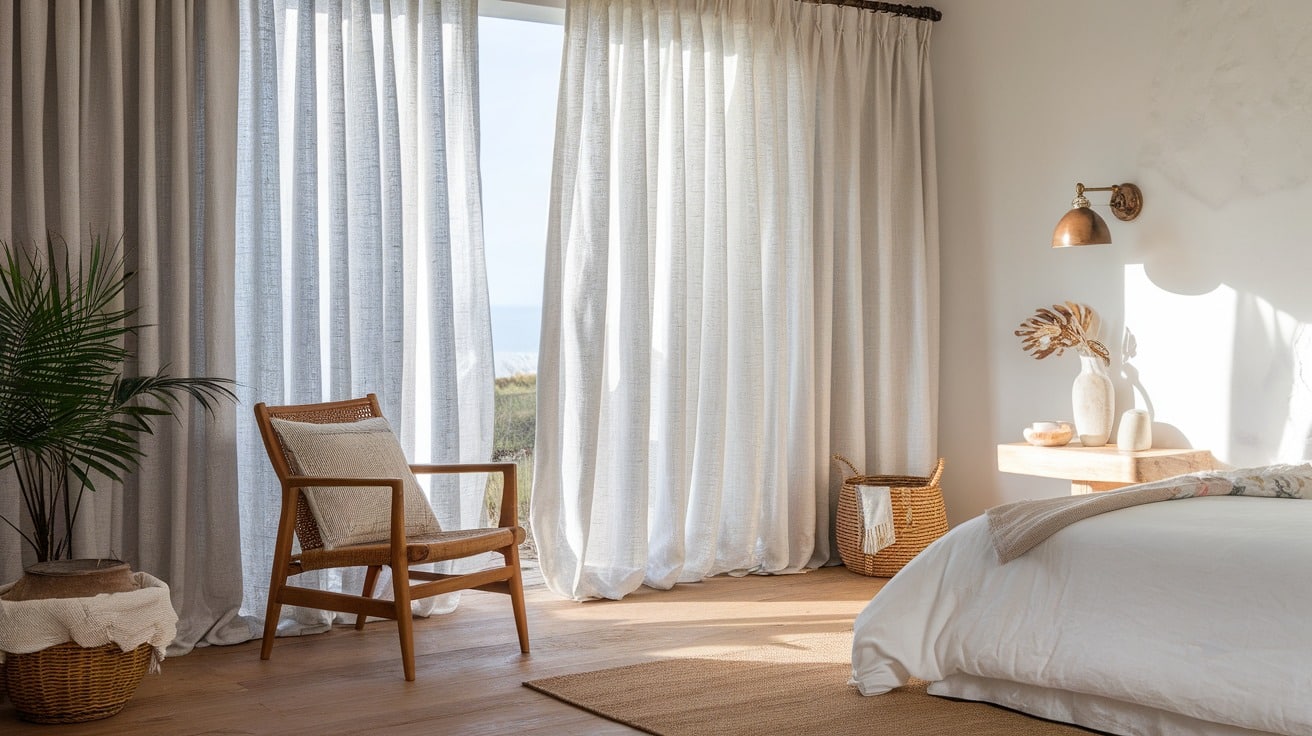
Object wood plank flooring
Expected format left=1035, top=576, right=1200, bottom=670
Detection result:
left=1, top=565, right=886, bottom=735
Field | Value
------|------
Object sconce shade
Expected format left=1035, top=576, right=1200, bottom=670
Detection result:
left=1051, top=182, right=1140, bottom=248
left=1052, top=206, right=1112, bottom=247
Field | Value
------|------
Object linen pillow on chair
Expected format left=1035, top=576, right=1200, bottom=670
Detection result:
left=268, top=417, right=442, bottom=548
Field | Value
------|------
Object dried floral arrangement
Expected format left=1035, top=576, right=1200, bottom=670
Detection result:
left=1014, top=302, right=1110, bottom=366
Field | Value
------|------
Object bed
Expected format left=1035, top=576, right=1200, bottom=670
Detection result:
left=849, top=493, right=1312, bottom=736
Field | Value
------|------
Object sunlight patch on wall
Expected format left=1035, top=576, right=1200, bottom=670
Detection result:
left=1125, top=264, right=1312, bottom=466
left=1278, top=324, right=1312, bottom=462
left=1123, top=264, right=1236, bottom=458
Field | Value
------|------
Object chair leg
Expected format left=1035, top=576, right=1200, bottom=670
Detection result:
left=263, top=505, right=300, bottom=662
left=260, top=580, right=283, bottom=661
left=355, top=565, right=382, bottom=630
left=505, top=545, right=530, bottom=654
left=392, top=564, right=416, bottom=681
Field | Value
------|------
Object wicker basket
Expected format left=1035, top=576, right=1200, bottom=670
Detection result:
left=2, top=641, right=153, bottom=724
left=834, top=455, right=947, bottom=577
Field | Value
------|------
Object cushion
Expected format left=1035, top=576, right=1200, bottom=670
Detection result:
left=269, top=417, right=442, bottom=549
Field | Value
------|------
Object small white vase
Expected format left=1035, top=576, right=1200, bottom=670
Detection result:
left=1116, top=409, right=1152, bottom=451
left=1072, top=354, right=1114, bottom=447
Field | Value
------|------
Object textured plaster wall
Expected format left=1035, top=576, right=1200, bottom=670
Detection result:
left=931, top=0, right=1312, bottom=524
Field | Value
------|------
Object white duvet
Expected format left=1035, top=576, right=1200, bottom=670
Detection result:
left=850, top=496, right=1312, bottom=736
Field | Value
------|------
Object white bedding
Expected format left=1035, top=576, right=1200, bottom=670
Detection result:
left=850, top=496, right=1312, bottom=736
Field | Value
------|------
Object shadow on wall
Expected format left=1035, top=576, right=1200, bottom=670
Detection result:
left=1119, top=327, right=1193, bottom=451
left=1126, top=2, right=1312, bottom=468
left=1118, top=328, right=1152, bottom=417
left=1227, top=295, right=1300, bottom=466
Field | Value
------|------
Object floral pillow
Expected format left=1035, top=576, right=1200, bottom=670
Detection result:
left=1211, top=463, right=1312, bottom=498
left=1172, top=463, right=1312, bottom=500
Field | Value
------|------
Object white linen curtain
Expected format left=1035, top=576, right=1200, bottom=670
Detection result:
left=235, top=0, right=494, bottom=630
left=0, top=1, right=249, bottom=653
left=534, top=0, right=938, bottom=600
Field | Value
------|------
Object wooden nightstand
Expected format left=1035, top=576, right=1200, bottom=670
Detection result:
left=997, top=442, right=1218, bottom=495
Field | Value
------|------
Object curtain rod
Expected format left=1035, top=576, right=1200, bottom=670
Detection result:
left=801, top=0, right=942, bottom=22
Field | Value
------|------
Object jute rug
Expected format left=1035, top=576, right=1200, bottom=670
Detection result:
left=523, top=633, right=1100, bottom=735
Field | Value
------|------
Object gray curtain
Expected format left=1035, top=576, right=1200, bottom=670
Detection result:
left=0, top=0, right=248, bottom=653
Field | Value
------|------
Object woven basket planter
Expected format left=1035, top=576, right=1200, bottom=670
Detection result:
left=834, top=455, right=947, bottom=577
left=3, top=641, right=152, bottom=723
left=1, top=566, right=175, bottom=725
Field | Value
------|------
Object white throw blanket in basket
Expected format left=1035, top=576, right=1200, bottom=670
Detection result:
left=857, top=485, right=896, bottom=554
left=0, top=571, right=177, bottom=671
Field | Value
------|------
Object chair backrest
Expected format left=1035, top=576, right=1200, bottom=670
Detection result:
left=253, top=394, right=386, bottom=551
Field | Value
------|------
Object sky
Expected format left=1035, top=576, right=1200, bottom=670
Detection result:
left=478, top=16, right=563, bottom=310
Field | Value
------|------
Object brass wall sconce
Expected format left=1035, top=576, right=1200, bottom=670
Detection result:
left=1051, top=182, right=1143, bottom=247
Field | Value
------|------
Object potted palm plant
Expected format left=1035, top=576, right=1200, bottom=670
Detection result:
left=0, top=234, right=235, bottom=723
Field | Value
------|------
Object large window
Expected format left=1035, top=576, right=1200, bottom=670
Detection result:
left=479, top=11, right=562, bottom=554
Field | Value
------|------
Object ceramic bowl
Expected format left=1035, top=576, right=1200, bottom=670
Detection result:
left=1023, top=422, right=1073, bottom=447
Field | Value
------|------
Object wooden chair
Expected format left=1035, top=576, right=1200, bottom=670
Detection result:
left=253, top=394, right=529, bottom=681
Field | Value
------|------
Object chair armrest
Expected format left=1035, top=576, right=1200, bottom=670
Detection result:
left=408, top=462, right=517, bottom=475
left=280, top=476, right=409, bottom=556
left=409, top=462, right=519, bottom=529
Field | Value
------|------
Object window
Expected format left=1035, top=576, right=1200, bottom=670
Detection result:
left=478, top=10, right=563, bottom=553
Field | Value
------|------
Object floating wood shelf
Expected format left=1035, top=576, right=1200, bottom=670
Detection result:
left=997, top=442, right=1218, bottom=495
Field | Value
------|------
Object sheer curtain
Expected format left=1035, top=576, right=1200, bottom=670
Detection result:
left=235, top=0, right=494, bottom=630
left=534, top=0, right=938, bottom=600
left=0, top=1, right=248, bottom=652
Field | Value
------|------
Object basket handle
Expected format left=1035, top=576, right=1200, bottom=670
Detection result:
left=927, top=458, right=945, bottom=487
left=831, top=454, right=861, bottom=478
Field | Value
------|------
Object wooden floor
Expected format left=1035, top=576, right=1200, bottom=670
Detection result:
left=2, top=566, right=886, bottom=735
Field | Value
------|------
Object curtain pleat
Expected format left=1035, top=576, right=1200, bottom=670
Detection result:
left=235, top=0, right=492, bottom=631
left=0, top=0, right=246, bottom=654
left=535, top=0, right=938, bottom=601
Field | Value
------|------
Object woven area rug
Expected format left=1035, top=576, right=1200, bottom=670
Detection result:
left=523, top=633, right=1099, bottom=736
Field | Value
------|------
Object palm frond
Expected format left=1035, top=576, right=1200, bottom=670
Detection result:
left=1015, top=302, right=1111, bottom=366
left=0, top=234, right=237, bottom=561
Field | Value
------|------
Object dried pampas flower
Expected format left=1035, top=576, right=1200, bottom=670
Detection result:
left=1015, top=302, right=1110, bottom=366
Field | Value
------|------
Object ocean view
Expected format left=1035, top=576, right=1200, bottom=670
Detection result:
left=492, top=304, right=540, bottom=377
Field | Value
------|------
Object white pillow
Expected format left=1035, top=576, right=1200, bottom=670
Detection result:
left=269, top=417, right=442, bottom=548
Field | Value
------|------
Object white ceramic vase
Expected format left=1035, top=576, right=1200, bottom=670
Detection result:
left=1116, top=409, right=1152, bottom=451
left=1072, top=354, right=1114, bottom=447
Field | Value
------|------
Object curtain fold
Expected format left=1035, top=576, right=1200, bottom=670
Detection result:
left=534, top=0, right=938, bottom=601
left=235, top=0, right=493, bottom=631
left=0, top=0, right=247, bottom=653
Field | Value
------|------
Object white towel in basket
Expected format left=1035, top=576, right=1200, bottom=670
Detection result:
left=857, top=485, right=896, bottom=554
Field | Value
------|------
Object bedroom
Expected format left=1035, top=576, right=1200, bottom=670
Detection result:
left=1, top=0, right=1309, bottom=734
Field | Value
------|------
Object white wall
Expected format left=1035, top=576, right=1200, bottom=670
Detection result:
left=932, top=0, right=1312, bottom=524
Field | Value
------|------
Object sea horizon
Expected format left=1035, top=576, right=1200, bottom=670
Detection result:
left=491, top=304, right=540, bottom=377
